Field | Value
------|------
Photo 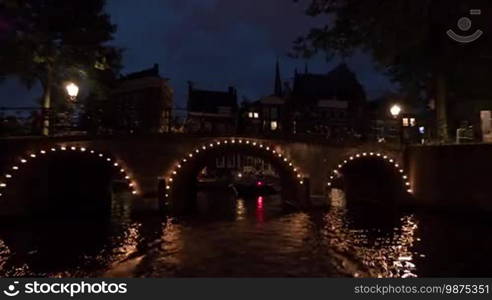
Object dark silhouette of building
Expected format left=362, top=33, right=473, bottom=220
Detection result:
left=289, top=63, right=366, bottom=137
left=186, top=83, right=238, bottom=134
left=111, top=64, right=173, bottom=134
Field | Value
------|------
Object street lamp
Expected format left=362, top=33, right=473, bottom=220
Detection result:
left=390, top=104, right=402, bottom=119
left=390, top=104, right=403, bottom=146
left=65, top=82, right=79, bottom=101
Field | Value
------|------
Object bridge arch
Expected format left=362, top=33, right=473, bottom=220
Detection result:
left=163, top=138, right=308, bottom=214
left=0, top=145, right=138, bottom=216
left=327, top=151, right=412, bottom=207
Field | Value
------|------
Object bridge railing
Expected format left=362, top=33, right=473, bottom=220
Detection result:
left=0, top=109, right=406, bottom=150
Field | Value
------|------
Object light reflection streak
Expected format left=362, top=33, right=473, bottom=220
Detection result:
left=323, top=209, right=419, bottom=278
left=235, top=198, right=246, bottom=221
left=256, top=196, right=265, bottom=223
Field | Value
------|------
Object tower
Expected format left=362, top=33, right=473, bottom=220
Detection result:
left=274, top=59, right=283, bottom=97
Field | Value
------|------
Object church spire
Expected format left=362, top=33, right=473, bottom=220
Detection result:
left=274, top=58, right=282, bottom=97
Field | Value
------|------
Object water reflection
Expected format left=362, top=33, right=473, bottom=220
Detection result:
left=235, top=198, right=246, bottom=221
left=321, top=208, right=419, bottom=277
left=3, top=188, right=492, bottom=277
left=256, top=196, right=265, bottom=223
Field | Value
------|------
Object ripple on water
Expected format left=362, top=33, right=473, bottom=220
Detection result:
left=0, top=195, right=422, bottom=278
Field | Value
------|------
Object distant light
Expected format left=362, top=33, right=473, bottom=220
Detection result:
left=257, top=181, right=263, bottom=187
left=390, top=104, right=402, bottom=118
left=419, top=126, right=425, bottom=134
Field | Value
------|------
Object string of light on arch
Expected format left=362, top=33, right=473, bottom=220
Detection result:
left=0, top=145, right=139, bottom=198
left=163, top=138, right=305, bottom=199
left=326, top=151, right=413, bottom=194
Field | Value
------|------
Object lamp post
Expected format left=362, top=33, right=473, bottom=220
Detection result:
left=65, top=82, right=80, bottom=132
left=390, top=104, right=403, bottom=145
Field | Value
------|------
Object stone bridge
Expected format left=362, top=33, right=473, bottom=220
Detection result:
left=0, top=135, right=405, bottom=215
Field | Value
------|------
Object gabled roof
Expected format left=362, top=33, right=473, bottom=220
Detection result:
left=292, top=63, right=366, bottom=103
left=121, top=64, right=162, bottom=80
left=188, top=87, right=237, bottom=114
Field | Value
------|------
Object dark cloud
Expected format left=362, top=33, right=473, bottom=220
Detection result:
left=0, top=0, right=394, bottom=109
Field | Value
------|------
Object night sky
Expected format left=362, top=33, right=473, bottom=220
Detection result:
left=0, top=0, right=394, bottom=109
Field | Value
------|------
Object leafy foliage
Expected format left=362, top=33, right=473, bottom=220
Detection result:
left=0, top=0, right=122, bottom=106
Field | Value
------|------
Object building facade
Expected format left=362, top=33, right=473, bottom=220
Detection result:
left=186, top=83, right=238, bottom=135
left=240, top=60, right=289, bottom=135
left=288, top=63, right=366, bottom=138
left=111, top=64, right=173, bottom=134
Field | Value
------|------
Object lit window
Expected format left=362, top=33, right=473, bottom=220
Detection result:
left=402, top=118, right=409, bottom=127
left=410, top=118, right=416, bottom=127
left=248, top=112, right=253, bottom=118
left=271, top=121, right=278, bottom=130
left=254, top=112, right=259, bottom=119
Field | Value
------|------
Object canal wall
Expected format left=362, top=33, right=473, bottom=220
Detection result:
left=405, top=143, right=492, bottom=212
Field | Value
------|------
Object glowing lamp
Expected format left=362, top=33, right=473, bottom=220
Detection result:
left=65, top=82, right=79, bottom=100
left=390, top=104, right=402, bottom=118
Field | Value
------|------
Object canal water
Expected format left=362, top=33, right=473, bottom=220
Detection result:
left=0, top=192, right=490, bottom=277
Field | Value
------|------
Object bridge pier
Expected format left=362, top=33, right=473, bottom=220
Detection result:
left=301, top=177, right=311, bottom=209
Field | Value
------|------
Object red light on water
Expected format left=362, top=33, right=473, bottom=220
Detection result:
left=256, top=196, right=264, bottom=222
left=257, top=196, right=264, bottom=208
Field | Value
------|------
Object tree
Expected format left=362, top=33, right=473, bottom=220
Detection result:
left=293, top=0, right=492, bottom=141
left=0, top=0, right=121, bottom=136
